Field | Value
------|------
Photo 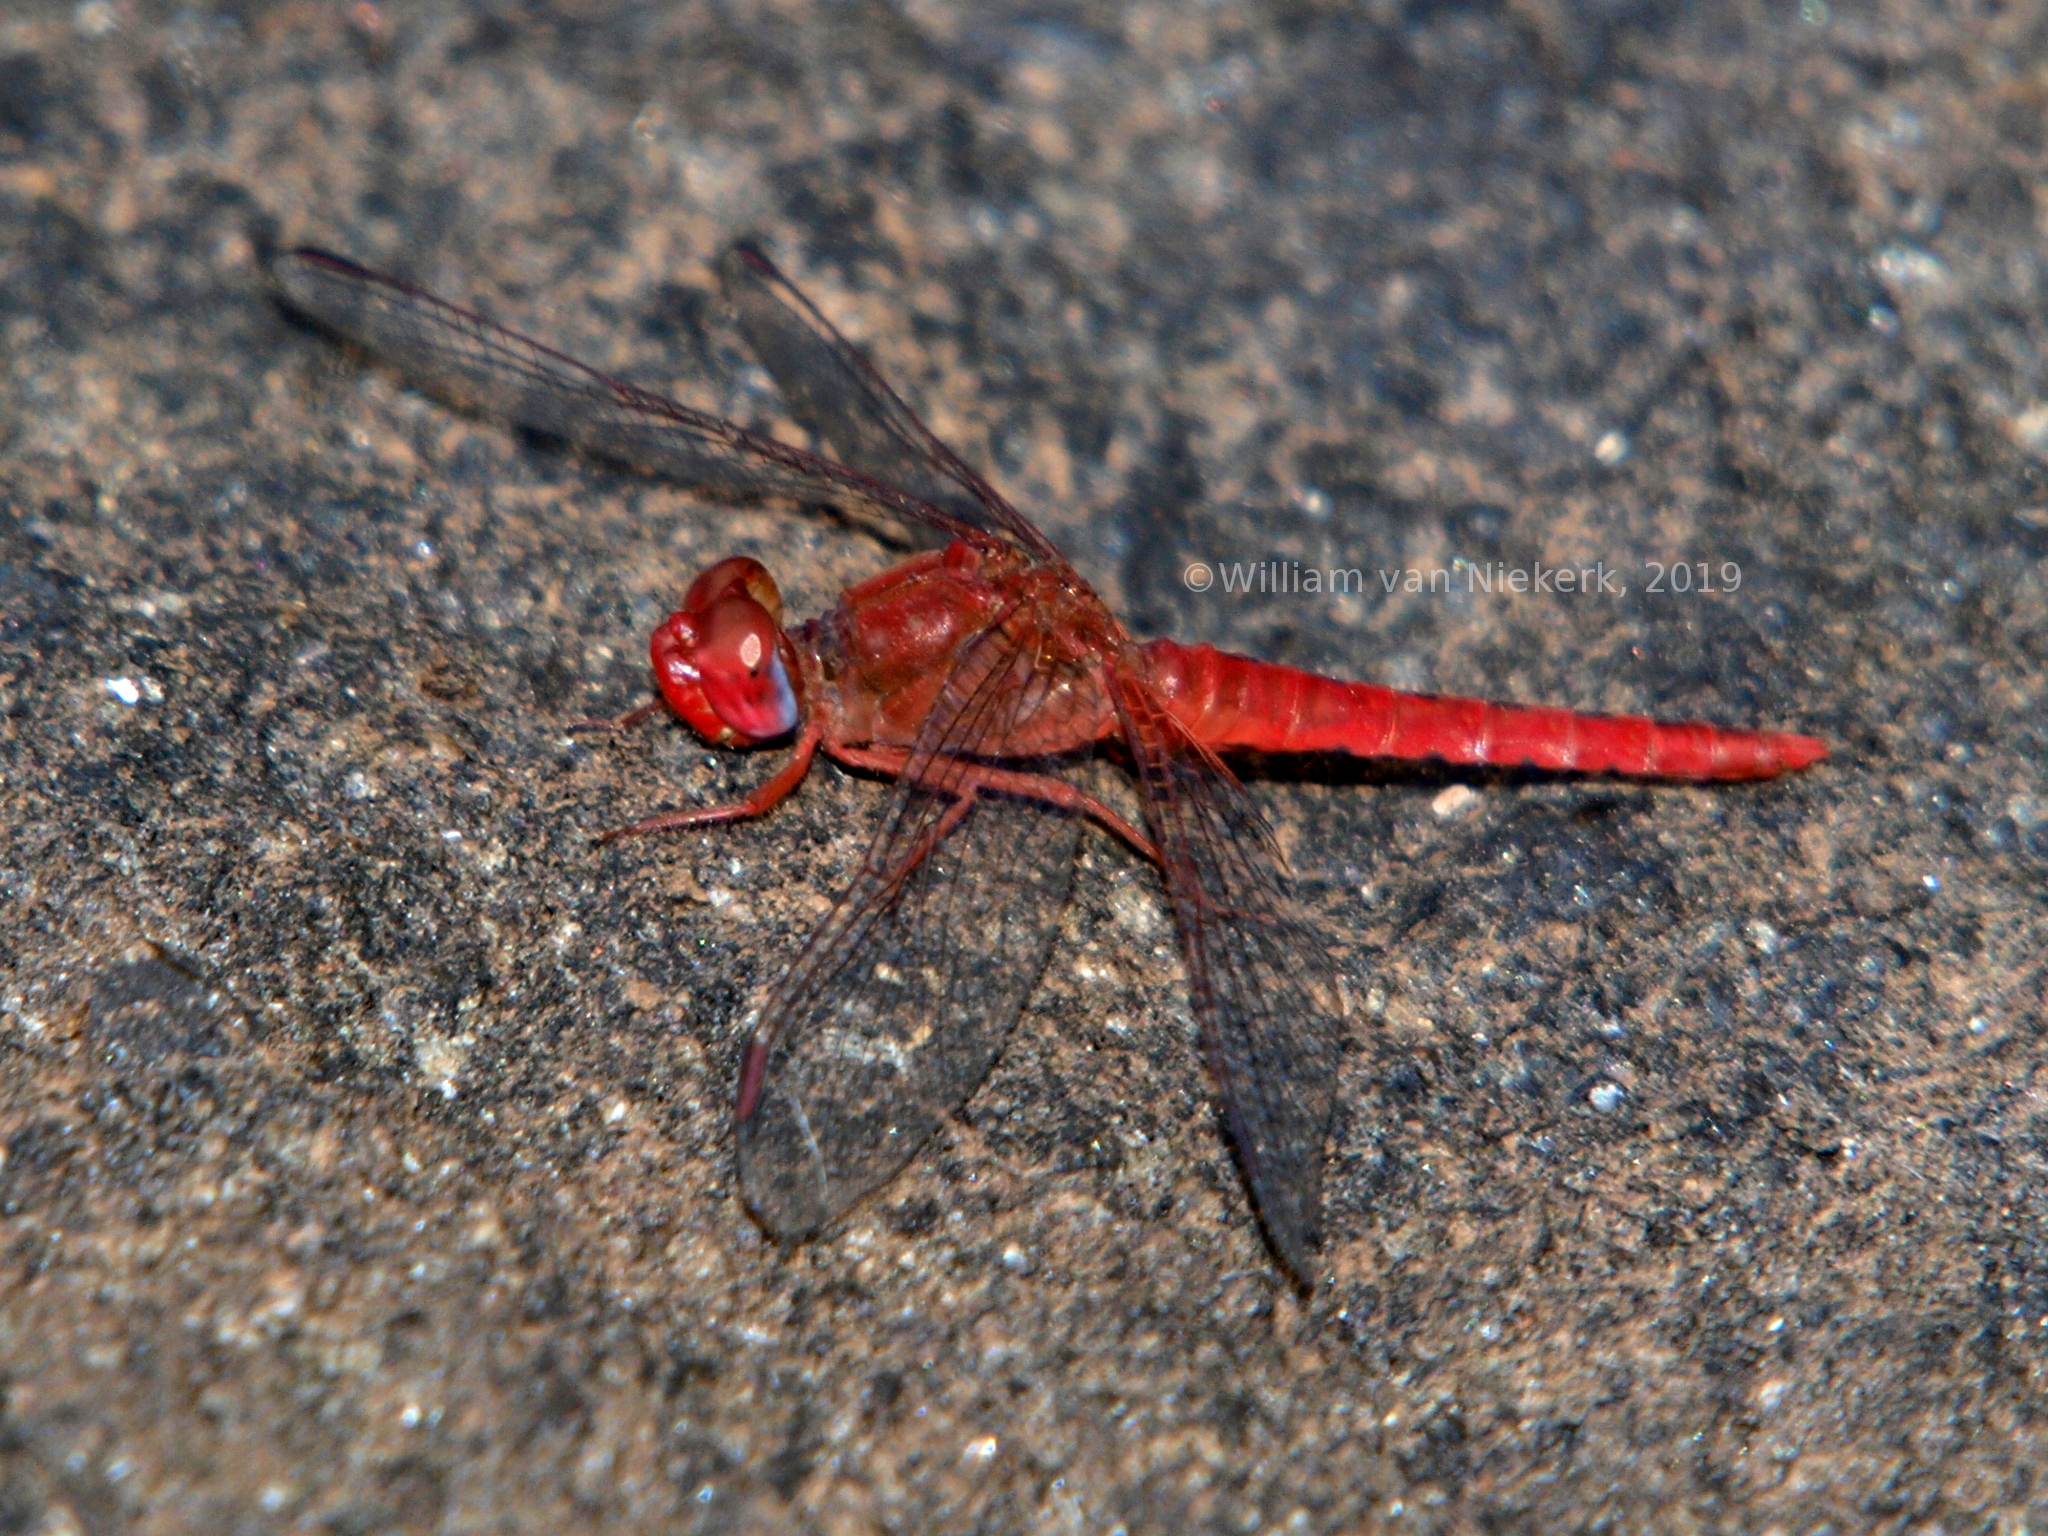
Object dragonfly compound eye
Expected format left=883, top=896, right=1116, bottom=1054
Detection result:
left=650, top=595, right=799, bottom=747
left=682, top=555, right=783, bottom=624
left=697, top=594, right=799, bottom=742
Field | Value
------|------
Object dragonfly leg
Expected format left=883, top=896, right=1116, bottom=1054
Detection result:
left=568, top=699, right=667, bottom=734
left=825, top=743, right=1162, bottom=865
left=594, top=720, right=824, bottom=845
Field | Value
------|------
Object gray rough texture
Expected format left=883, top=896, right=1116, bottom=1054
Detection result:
left=3, top=1, right=2046, bottom=1531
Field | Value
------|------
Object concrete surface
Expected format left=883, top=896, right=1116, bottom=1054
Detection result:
left=3, top=0, right=2047, bottom=1530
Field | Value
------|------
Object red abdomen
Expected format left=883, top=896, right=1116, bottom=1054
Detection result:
left=1140, top=640, right=1826, bottom=781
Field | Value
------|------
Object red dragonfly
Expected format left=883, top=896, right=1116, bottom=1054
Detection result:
left=275, top=244, right=1826, bottom=1285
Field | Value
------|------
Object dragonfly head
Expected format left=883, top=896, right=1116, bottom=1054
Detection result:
left=652, top=556, right=802, bottom=747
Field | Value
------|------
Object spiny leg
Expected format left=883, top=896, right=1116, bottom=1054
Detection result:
left=594, top=721, right=825, bottom=845
left=568, top=699, right=667, bottom=735
left=826, top=743, right=1161, bottom=865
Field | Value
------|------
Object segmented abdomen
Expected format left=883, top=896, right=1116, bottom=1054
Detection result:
left=1141, top=640, right=1826, bottom=781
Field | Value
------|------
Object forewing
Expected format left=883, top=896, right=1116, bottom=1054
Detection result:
left=1108, top=668, right=1349, bottom=1287
left=719, top=243, right=1061, bottom=561
left=273, top=249, right=988, bottom=545
left=736, top=614, right=1085, bottom=1237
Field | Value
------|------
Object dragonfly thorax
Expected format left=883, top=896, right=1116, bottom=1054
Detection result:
left=652, top=556, right=802, bottom=747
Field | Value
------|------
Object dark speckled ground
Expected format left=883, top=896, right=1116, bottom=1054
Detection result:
left=4, top=1, right=2048, bottom=1531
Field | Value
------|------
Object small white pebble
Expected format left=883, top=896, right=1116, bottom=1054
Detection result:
left=1589, top=1081, right=1625, bottom=1114
left=1294, top=485, right=1333, bottom=519
left=1593, top=430, right=1630, bottom=466
left=103, top=677, right=142, bottom=705
left=1876, top=245, right=1947, bottom=289
left=1431, top=784, right=1479, bottom=821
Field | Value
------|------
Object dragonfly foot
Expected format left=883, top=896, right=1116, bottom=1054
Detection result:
left=567, top=700, right=665, bottom=735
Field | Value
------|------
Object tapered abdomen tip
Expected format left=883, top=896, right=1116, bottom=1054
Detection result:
left=1777, top=734, right=1829, bottom=772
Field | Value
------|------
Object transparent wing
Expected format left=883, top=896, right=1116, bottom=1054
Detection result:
left=273, top=248, right=991, bottom=546
left=719, top=243, right=1061, bottom=561
left=1108, top=668, right=1349, bottom=1287
left=735, top=611, right=1087, bottom=1236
